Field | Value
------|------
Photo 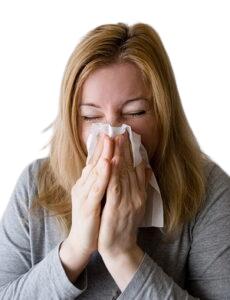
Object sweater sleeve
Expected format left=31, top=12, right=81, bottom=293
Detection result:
left=0, top=161, right=87, bottom=299
left=118, top=253, right=198, bottom=299
left=118, top=163, right=230, bottom=300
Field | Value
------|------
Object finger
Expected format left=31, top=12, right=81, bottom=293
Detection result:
left=80, top=164, right=95, bottom=183
left=120, top=167, right=131, bottom=203
left=86, top=137, right=113, bottom=202
left=128, top=163, right=147, bottom=224
left=100, top=135, right=114, bottom=162
left=113, top=134, right=125, bottom=158
left=123, top=131, right=133, bottom=170
left=87, top=132, right=105, bottom=165
left=113, top=132, right=134, bottom=206
left=106, top=156, right=121, bottom=208
left=82, top=136, right=113, bottom=185
left=87, top=158, right=111, bottom=206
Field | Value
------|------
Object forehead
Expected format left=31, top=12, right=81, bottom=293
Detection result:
left=80, top=62, right=151, bottom=105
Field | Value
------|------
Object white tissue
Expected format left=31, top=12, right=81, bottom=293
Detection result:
left=87, top=123, right=147, bottom=166
left=86, top=123, right=164, bottom=228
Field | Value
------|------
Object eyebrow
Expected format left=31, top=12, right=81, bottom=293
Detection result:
left=79, top=97, right=149, bottom=108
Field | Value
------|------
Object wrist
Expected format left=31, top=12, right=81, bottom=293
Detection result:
left=59, top=239, right=92, bottom=283
left=100, top=246, right=144, bottom=291
left=101, top=245, right=144, bottom=268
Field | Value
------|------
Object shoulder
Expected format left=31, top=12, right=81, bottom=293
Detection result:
left=204, top=159, right=230, bottom=201
left=21, top=157, right=46, bottom=177
left=18, top=158, right=47, bottom=187
left=10, top=158, right=48, bottom=208
left=193, top=159, right=230, bottom=229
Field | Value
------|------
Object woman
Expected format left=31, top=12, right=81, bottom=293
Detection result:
left=0, top=23, right=229, bottom=299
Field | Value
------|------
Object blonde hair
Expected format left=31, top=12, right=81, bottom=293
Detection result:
left=33, top=23, right=208, bottom=237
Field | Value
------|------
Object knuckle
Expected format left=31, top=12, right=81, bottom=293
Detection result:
left=134, top=196, right=144, bottom=211
left=91, top=168, right=97, bottom=178
left=98, top=158, right=108, bottom=169
left=121, top=207, right=131, bottom=220
left=95, top=158, right=108, bottom=174
left=127, top=164, right=135, bottom=172
left=92, top=183, right=102, bottom=195
left=120, top=169, right=128, bottom=180
left=91, top=168, right=98, bottom=178
left=112, top=154, right=121, bottom=165
left=111, top=183, right=120, bottom=195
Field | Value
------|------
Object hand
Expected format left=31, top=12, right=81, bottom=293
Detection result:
left=59, top=134, right=113, bottom=282
left=98, top=132, right=151, bottom=290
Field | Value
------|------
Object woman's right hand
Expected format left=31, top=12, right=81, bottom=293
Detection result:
left=59, top=134, right=113, bottom=283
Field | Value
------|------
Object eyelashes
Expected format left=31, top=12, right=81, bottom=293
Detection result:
left=127, top=110, right=146, bottom=116
left=81, top=111, right=146, bottom=122
left=82, top=116, right=101, bottom=121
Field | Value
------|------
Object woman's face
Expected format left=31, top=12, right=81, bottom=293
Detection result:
left=78, top=62, right=159, bottom=161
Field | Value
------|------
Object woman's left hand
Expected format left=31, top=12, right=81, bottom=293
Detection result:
left=98, top=132, right=151, bottom=291
left=98, top=132, right=147, bottom=254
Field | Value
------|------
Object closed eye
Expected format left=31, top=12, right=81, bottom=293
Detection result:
left=81, top=111, right=146, bottom=122
left=125, top=111, right=146, bottom=116
left=81, top=116, right=102, bottom=121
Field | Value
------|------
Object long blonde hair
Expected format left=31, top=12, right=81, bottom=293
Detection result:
left=33, top=23, right=208, bottom=237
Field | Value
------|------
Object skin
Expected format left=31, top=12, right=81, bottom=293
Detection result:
left=78, top=62, right=159, bottom=160
left=59, top=62, right=160, bottom=291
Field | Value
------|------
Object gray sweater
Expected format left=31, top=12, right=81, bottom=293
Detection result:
left=0, top=158, right=230, bottom=299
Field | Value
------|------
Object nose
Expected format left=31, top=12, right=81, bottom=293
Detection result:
left=105, top=113, right=122, bottom=127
